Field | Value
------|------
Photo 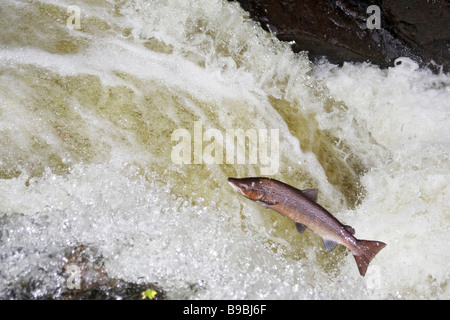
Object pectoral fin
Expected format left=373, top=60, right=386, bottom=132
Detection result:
left=256, top=199, right=278, bottom=206
left=323, top=239, right=339, bottom=252
left=295, top=222, right=307, bottom=234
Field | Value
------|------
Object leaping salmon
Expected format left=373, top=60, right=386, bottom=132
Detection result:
left=228, top=177, right=386, bottom=276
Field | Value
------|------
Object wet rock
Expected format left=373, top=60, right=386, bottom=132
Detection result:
left=231, top=0, right=449, bottom=72
left=60, top=245, right=165, bottom=300
left=4, top=245, right=165, bottom=300
left=383, top=0, right=450, bottom=72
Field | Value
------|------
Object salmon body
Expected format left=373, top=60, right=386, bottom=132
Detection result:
left=228, top=177, right=386, bottom=276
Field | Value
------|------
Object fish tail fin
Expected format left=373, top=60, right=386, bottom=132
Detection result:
left=353, top=240, right=386, bottom=276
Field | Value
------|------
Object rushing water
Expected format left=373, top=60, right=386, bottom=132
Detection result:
left=0, top=0, right=449, bottom=299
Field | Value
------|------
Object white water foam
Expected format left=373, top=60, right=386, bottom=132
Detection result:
left=0, top=0, right=449, bottom=299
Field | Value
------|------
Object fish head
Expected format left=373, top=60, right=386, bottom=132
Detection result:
left=228, top=177, right=267, bottom=203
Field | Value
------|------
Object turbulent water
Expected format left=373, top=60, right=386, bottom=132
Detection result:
left=0, top=0, right=449, bottom=299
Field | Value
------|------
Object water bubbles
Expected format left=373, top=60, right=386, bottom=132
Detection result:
left=394, top=57, right=419, bottom=71
left=1, top=0, right=449, bottom=300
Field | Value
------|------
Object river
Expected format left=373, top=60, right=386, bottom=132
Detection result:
left=0, top=0, right=449, bottom=299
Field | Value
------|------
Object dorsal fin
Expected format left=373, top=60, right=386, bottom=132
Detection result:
left=345, top=225, right=355, bottom=235
left=301, top=189, right=318, bottom=202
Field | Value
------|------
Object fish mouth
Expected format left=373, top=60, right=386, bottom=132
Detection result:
left=227, top=178, right=243, bottom=194
left=228, top=178, right=251, bottom=198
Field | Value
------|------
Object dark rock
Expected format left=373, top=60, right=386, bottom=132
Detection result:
left=383, top=0, right=450, bottom=72
left=60, top=245, right=166, bottom=300
left=231, top=0, right=449, bottom=72
left=3, top=244, right=165, bottom=300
